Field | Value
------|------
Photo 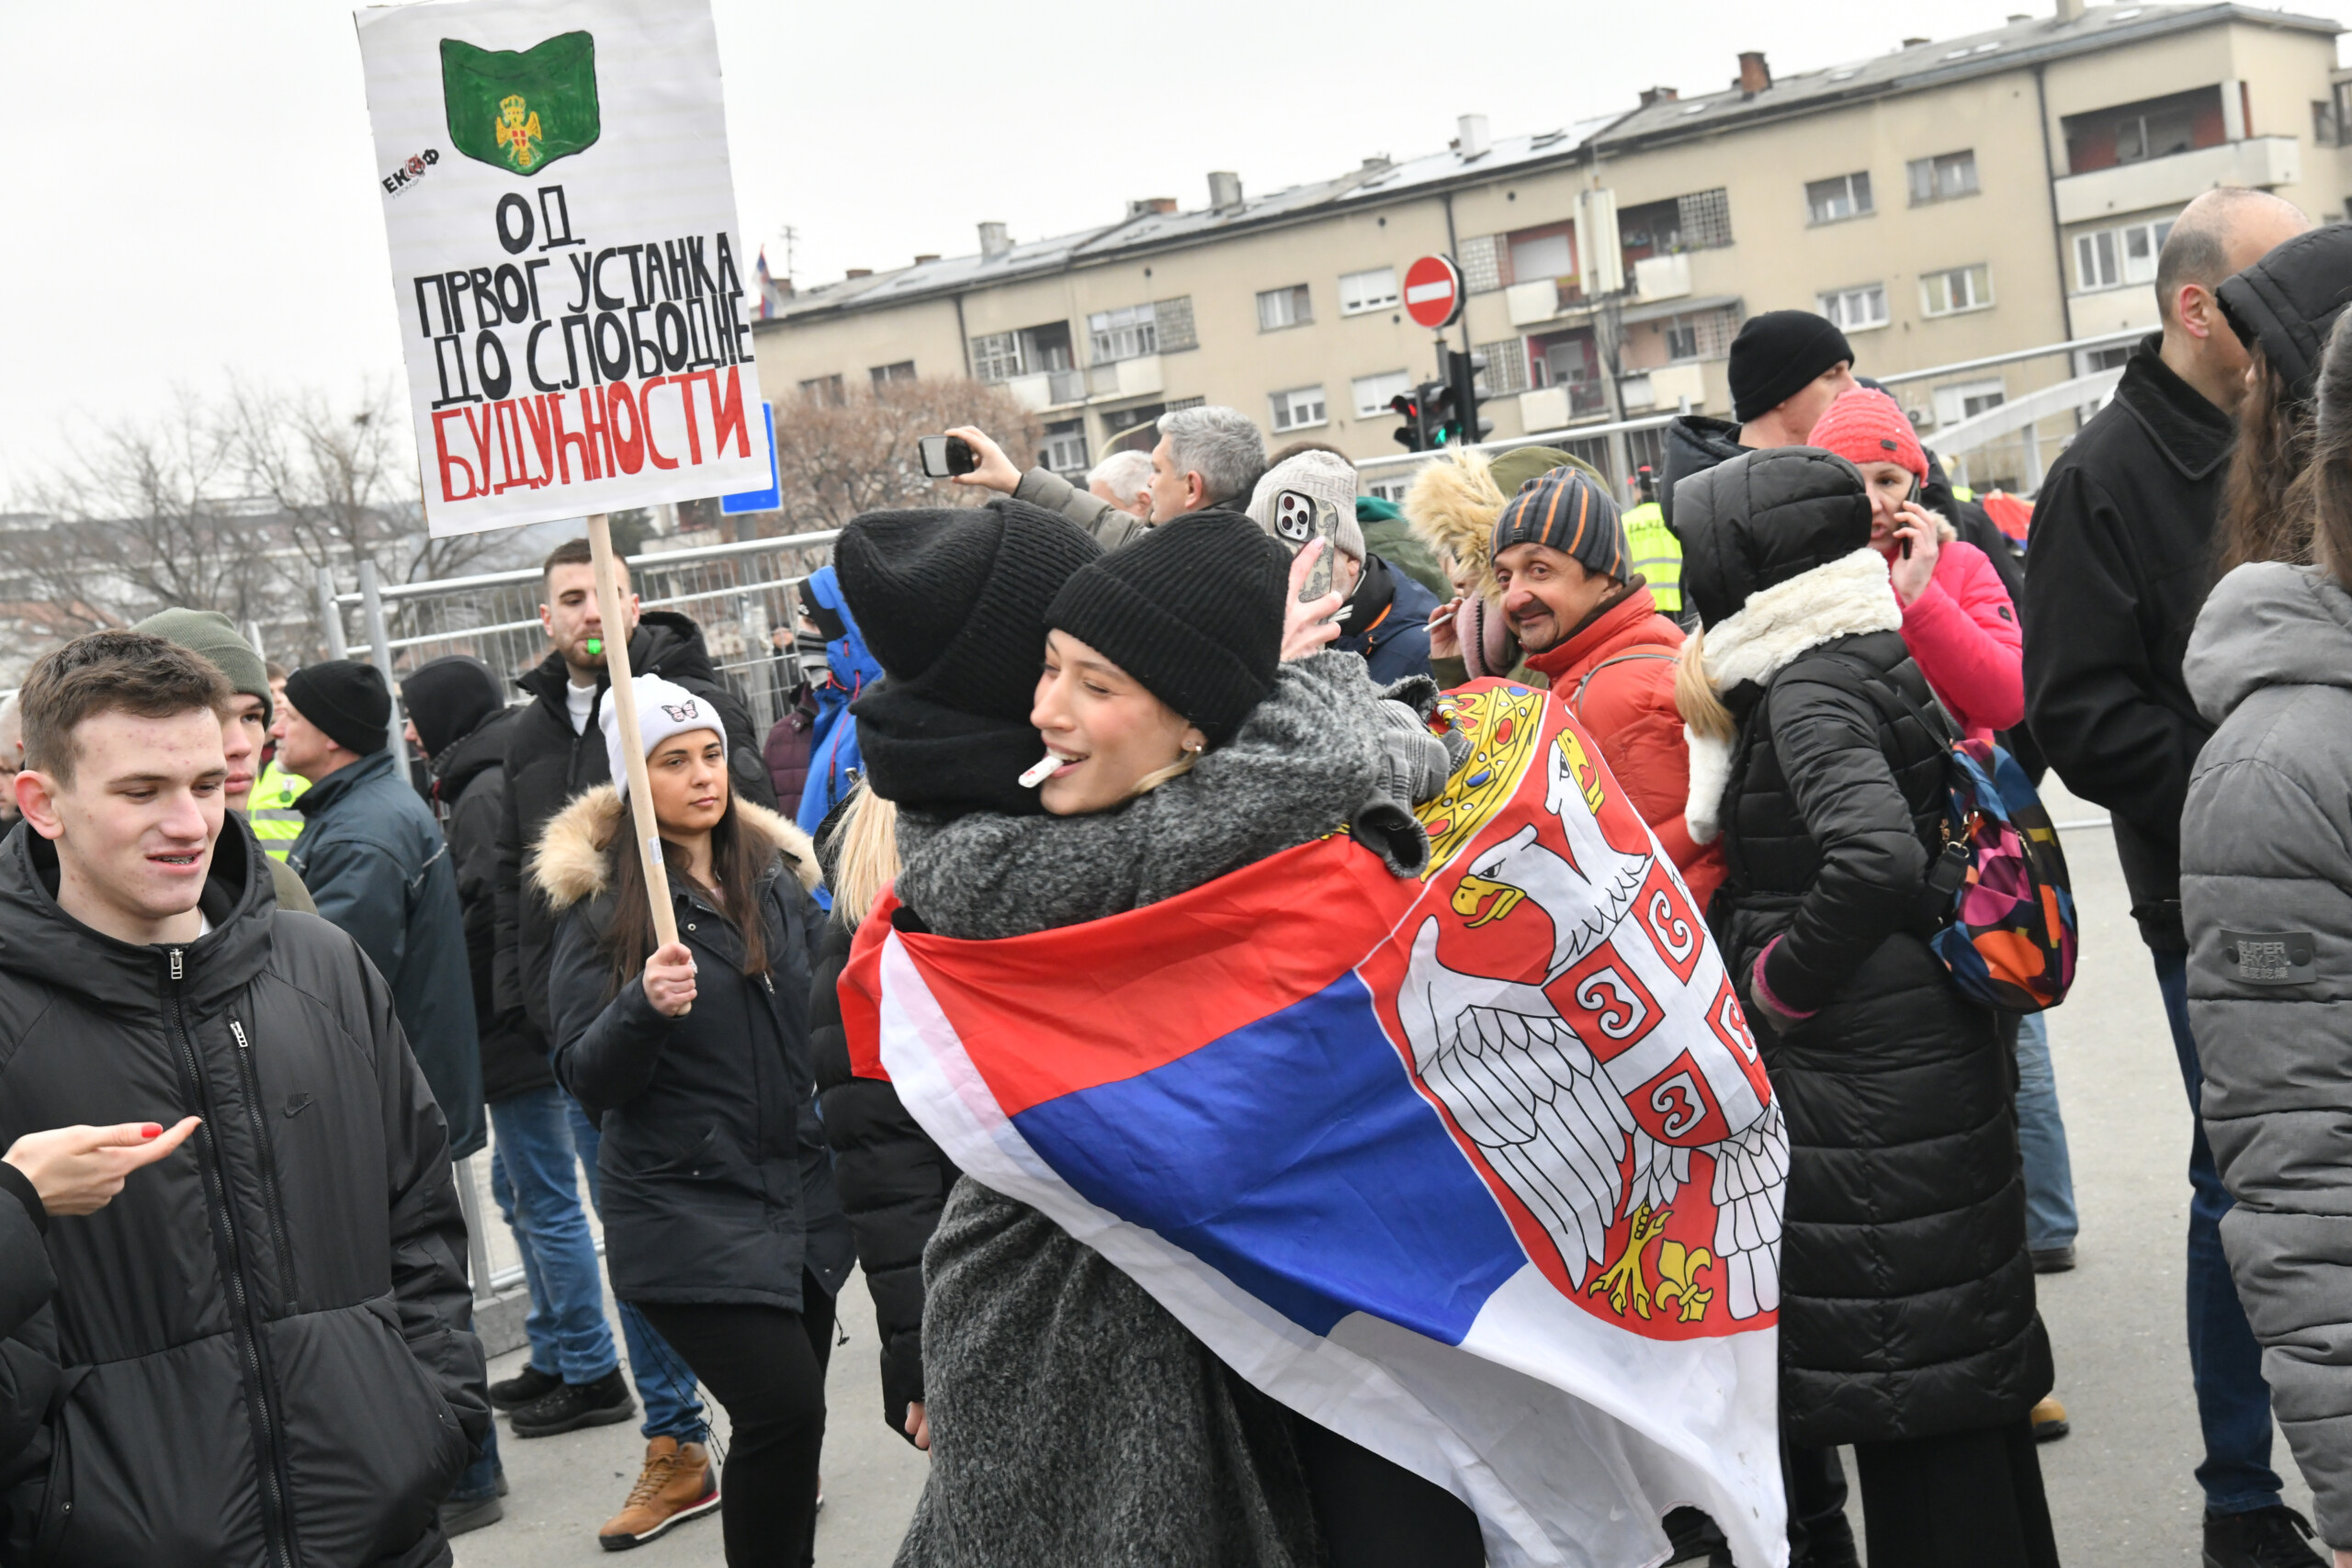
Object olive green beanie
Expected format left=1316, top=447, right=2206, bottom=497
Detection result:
left=131, top=608, right=271, bottom=728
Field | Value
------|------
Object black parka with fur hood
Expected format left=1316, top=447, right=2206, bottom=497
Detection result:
left=537, top=787, right=853, bottom=1312
left=1678, top=447, right=2050, bottom=1446
left=0, top=815, right=486, bottom=1568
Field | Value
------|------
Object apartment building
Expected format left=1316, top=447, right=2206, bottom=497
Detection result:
left=751, top=1, right=2348, bottom=495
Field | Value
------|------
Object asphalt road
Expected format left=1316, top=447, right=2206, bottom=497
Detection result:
left=457, top=776, right=2316, bottom=1567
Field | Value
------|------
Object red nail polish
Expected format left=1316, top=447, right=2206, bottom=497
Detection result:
left=141, top=1123, right=161, bottom=1139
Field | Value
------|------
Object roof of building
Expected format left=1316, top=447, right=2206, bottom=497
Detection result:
left=755, top=1, right=2335, bottom=328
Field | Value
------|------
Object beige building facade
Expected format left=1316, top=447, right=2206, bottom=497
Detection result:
left=752, top=1, right=2348, bottom=497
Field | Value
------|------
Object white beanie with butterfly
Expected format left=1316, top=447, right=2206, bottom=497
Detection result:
left=601, top=672, right=728, bottom=802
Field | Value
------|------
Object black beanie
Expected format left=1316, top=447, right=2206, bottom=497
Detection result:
left=1046, top=509, right=1288, bottom=744
left=836, top=498, right=1100, bottom=722
left=399, top=655, right=503, bottom=760
left=284, top=660, right=390, bottom=756
left=1729, top=310, right=1856, bottom=423
left=837, top=498, right=1103, bottom=816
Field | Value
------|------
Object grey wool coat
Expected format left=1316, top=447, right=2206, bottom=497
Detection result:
left=888, top=651, right=1421, bottom=1568
left=2181, top=560, right=2352, bottom=1551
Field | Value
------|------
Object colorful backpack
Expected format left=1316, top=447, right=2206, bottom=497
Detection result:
left=1922, top=738, right=2078, bottom=1012
left=1820, top=653, right=2080, bottom=1013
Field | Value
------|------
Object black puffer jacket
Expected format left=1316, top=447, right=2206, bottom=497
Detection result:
left=431, top=705, right=550, bottom=1105
left=1679, top=447, right=2050, bottom=1446
left=539, top=787, right=852, bottom=1312
left=1658, top=413, right=1745, bottom=533
left=811, top=903, right=958, bottom=1438
left=495, top=611, right=778, bottom=1052
left=0, top=816, right=485, bottom=1566
left=0, top=1173, right=52, bottom=1486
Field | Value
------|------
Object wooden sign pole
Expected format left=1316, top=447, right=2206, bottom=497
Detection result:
left=586, top=513, right=685, bottom=970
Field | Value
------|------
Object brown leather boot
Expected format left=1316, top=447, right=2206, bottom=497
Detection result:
left=2031, top=1393, right=2071, bottom=1442
left=597, top=1436, right=719, bottom=1551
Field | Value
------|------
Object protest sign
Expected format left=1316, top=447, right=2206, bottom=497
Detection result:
left=356, top=0, right=768, bottom=538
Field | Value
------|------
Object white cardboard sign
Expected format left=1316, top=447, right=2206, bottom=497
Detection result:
left=356, top=0, right=767, bottom=536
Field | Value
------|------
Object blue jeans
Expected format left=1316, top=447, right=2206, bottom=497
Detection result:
left=490, top=1088, right=619, bottom=1385
left=2012, top=1014, right=2078, bottom=1252
left=567, top=1099, right=707, bottom=1443
left=2152, top=948, right=2283, bottom=1516
left=453, top=1401, right=503, bottom=1499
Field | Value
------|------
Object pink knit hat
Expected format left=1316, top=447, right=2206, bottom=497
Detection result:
left=1807, top=388, right=1926, bottom=482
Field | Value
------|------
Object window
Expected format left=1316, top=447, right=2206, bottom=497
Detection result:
left=1089, top=303, right=1159, bottom=363
left=2074, top=218, right=2175, bottom=291
left=1817, top=284, right=1890, bottom=332
left=2315, top=98, right=2341, bottom=149
left=969, top=333, right=1023, bottom=383
left=1920, top=264, right=1993, bottom=317
left=1257, top=284, right=1312, bottom=331
left=1458, top=237, right=1504, bottom=294
left=1340, top=267, right=1400, bottom=314
left=1270, top=385, right=1328, bottom=433
left=2079, top=344, right=2132, bottom=374
left=797, top=374, right=844, bottom=404
left=1352, top=369, right=1413, bottom=418
left=869, top=360, right=915, bottom=387
left=2117, top=106, right=2197, bottom=164
left=1932, top=378, right=2006, bottom=427
left=1510, top=229, right=1576, bottom=282
left=1041, top=419, right=1088, bottom=475
left=1152, top=297, right=1198, bottom=353
left=1806, top=172, right=1874, bottom=225
left=1617, top=189, right=1735, bottom=265
left=1657, top=307, right=1741, bottom=361
left=1906, top=151, right=1979, bottom=205
left=1476, top=338, right=1530, bottom=396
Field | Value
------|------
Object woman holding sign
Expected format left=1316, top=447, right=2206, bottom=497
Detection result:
left=540, top=673, right=853, bottom=1567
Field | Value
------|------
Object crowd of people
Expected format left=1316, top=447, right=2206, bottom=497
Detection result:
left=0, top=181, right=2348, bottom=1568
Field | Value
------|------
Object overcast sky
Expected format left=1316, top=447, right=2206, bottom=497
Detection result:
left=2, top=0, right=2345, bottom=491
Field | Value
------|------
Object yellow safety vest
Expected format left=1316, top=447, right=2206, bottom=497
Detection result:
left=249, top=761, right=310, bottom=862
left=1623, top=501, right=1684, bottom=614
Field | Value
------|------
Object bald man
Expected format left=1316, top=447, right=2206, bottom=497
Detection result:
left=2024, top=186, right=2323, bottom=1568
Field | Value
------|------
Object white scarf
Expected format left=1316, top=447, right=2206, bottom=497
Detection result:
left=1684, top=548, right=1902, bottom=843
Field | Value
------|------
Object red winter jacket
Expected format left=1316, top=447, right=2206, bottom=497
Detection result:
left=1524, top=586, right=1725, bottom=908
left=1894, top=537, right=2023, bottom=742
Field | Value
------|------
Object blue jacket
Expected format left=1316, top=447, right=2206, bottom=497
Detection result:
left=1334, top=553, right=1439, bottom=684
left=290, top=748, right=485, bottom=1157
left=796, top=565, right=885, bottom=841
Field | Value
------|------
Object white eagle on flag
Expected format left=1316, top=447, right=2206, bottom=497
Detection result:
left=1397, top=723, right=1788, bottom=1325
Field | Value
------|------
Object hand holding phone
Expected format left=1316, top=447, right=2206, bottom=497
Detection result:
left=917, top=434, right=978, bottom=479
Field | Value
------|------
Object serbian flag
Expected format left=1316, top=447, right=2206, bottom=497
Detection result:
left=842, top=682, right=1790, bottom=1568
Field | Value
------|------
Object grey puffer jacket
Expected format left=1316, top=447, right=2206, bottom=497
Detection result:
left=2181, top=560, right=2352, bottom=1551
left=890, top=651, right=1419, bottom=1568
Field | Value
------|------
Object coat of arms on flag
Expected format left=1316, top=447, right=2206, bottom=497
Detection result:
left=440, top=31, right=601, bottom=174
left=843, top=680, right=1790, bottom=1567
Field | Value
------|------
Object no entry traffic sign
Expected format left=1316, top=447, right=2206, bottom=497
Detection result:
left=1404, top=254, right=1463, bottom=330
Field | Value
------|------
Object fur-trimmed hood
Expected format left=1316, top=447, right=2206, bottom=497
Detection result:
left=1404, top=448, right=1505, bottom=598
left=531, top=783, right=821, bottom=911
left=1684, top=548, right=1905, bottom=843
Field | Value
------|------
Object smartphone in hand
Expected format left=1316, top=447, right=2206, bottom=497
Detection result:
left=918, top=434, right=978, bottom=479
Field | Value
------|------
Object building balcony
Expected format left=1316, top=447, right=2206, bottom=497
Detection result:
left=1517, top=380, right=1609, bottom=431
left=1002, top=367, right=1091, bottom=412
left=1619, top=363, right=1709, bottom=413
left=1506, top=277, right=1590, bottom=328
left=2053, top=136, right=2301, bottom=224
left=1631, top=252, right=1691, bottom=303
left=1088, top=355, right=1164, bottom=400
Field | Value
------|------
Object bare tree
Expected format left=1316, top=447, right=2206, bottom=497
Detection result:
left=6, top=391, right=280, bottom=638
left=769, top=378, right=1046, bottom=532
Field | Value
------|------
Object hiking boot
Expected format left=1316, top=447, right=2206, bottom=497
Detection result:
left=2031, top=1394, right=2070, bottom=1442
left=2204, top=1505, right=2327, bottom=1568
left=598, top=1436, right=720, bottom=1551
left=487, top=1363, right=562, bottom=1411
left=510, top=1366, right=634, bottom=1438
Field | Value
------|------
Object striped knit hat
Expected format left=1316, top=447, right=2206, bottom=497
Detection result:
left=1490, top=464, right=1628, bottom=581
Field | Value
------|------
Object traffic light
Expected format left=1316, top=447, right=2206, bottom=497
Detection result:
left=1424, top=379, right=1459, bottom=447
left=1388, top=389, right=1424, bottom=451
left=1443, top=349, right=1494, bottom=447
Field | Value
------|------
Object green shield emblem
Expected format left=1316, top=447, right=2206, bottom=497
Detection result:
left=440, top=31, right=600, bottom=175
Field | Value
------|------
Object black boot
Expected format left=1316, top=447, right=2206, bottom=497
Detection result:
left=509, top=1365, right=635, bottom=1438
left=2204, top=1506, right=2328, bottom=1568
left=487, top=1363, right=560, bottom=1411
